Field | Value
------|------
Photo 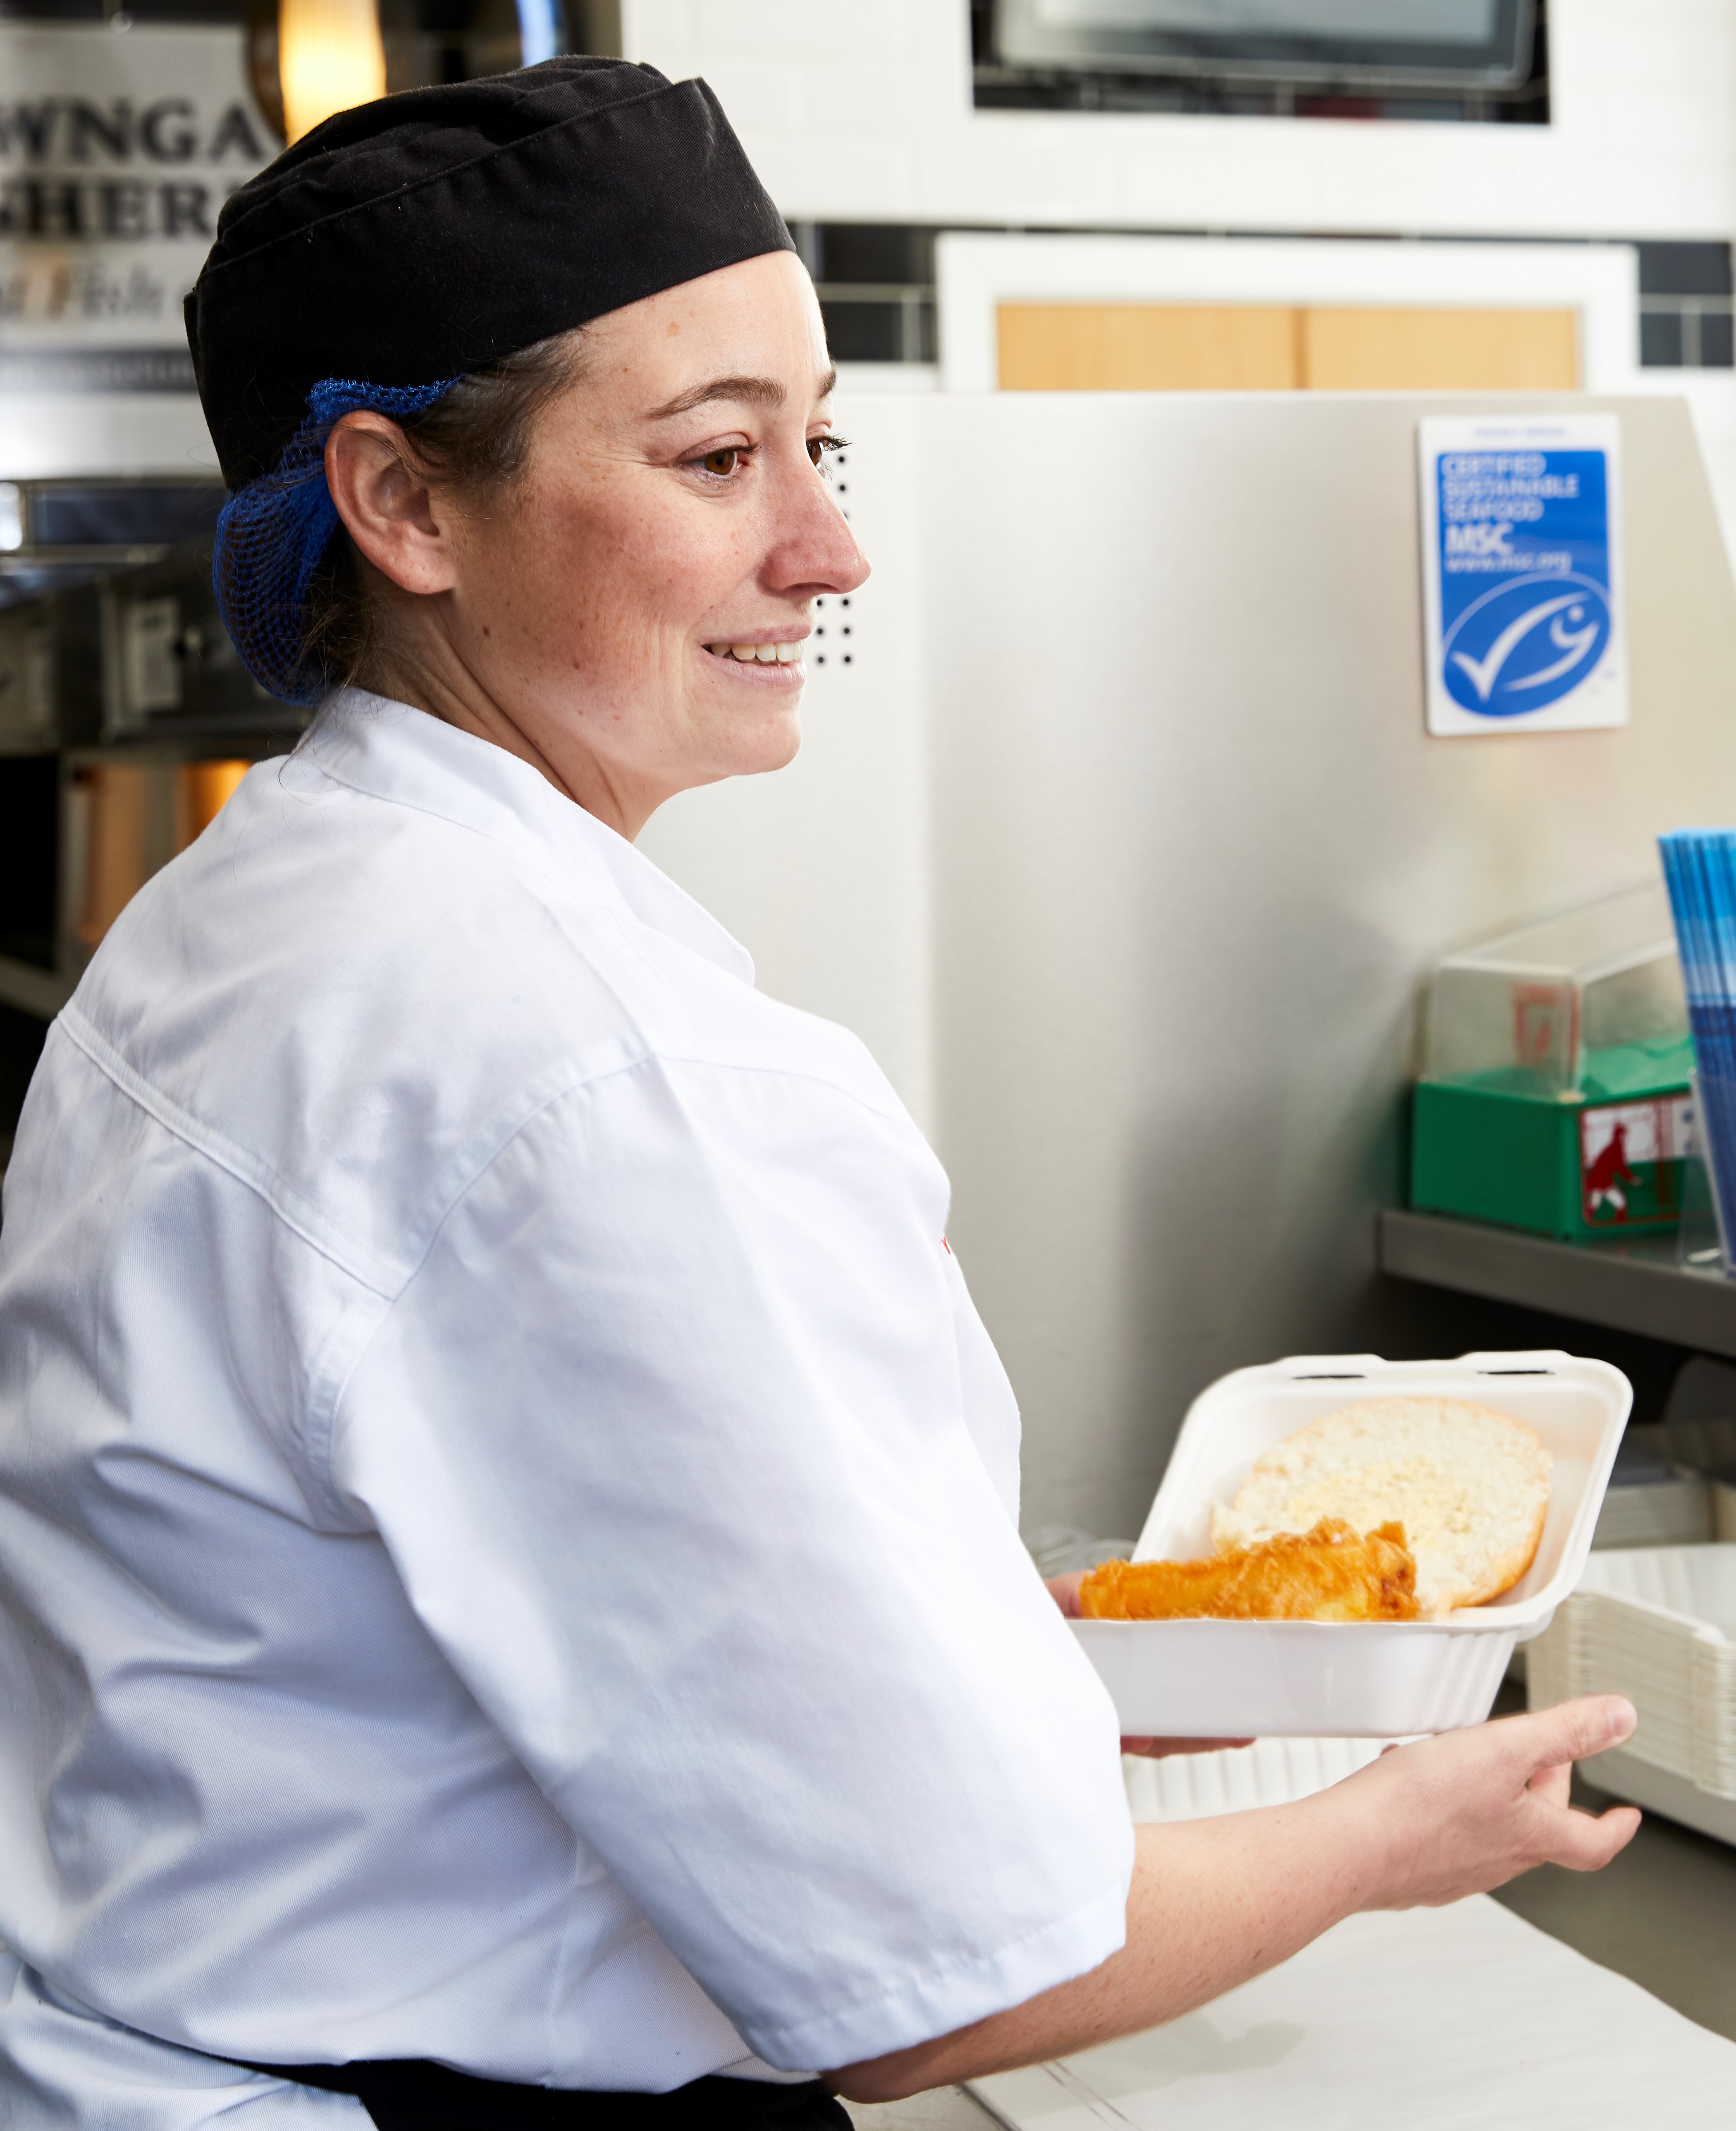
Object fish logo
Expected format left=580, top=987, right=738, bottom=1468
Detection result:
left=1441, top=571, right=1611, bottom=717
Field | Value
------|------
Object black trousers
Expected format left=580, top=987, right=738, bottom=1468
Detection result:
left=231, top=2059, right=852, bottom=2130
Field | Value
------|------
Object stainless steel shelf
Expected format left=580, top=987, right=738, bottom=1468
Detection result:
left=1379, top=1207, right=1736, bottom=1358
left=0, top=955, right=71, bottom=1021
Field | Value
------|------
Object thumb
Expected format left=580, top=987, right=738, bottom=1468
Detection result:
left=1547, top=1800, right=1641, bottom=1873
left=1507, top=1695, right=1636, bottom=1780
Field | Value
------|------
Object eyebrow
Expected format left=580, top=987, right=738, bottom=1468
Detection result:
left=647, top=368, right=838, bottom=420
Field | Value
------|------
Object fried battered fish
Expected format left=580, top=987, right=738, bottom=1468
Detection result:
left=1077, top=1516, right=1420, bottom=1622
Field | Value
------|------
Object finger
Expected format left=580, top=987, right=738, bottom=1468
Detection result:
left=1499, top=1695, right=1636, bottom=1779
left=1540, top=1802, right=1641, bottom=1873
left=1046, top=1571, right=1086, bottom=1619
left=1120, top=1737, right=1254, bottom=1758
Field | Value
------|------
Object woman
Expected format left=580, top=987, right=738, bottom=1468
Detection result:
left=0, top=57, right=1636, bottom=2131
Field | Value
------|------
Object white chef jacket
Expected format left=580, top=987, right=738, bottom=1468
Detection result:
left=0, top=692, right=1133, bottom=2126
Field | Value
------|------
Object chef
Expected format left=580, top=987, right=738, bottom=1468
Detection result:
left=0, top=56, right=1638, bottom=2131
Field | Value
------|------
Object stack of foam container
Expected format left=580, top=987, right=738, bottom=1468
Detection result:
left=1528, top=1546, right=1736, bottom=1843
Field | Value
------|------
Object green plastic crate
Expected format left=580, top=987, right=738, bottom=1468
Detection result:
left=1411, top=1071, right=1693, bottom=1242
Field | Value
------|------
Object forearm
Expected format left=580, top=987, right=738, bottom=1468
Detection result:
left=833, top=1787, right=1371, bottom=2102
left=833, top=1696, right=1640, bottom=2105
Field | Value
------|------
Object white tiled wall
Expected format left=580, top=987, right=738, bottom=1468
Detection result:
left=623, top=0, right=1736, bottom=241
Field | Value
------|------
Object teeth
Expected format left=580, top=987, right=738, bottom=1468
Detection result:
left=715, top=642, right=804, bottom=663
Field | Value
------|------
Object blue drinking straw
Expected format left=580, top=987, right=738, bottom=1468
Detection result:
left=1661, top=830, right=1736, bottom=1250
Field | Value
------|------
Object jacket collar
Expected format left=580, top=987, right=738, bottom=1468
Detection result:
left=288, top=689, right=755, bottom=984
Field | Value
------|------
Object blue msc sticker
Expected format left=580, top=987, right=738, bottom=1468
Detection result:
left=1420, top=417, right=1626, bottom=738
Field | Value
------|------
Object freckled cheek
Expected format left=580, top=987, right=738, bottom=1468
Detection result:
left=461, top=502, right=613, bottom=677
left=588, top=515, right=755, bottom=677
left=466, top=490, right=750, bottom=688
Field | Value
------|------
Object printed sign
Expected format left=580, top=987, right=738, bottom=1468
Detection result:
left=1580, top=1095, right=1693, bottom=1228
left=0, top=22, right=273, bottom=394
left=1418, top=414, right=1627, bottom=738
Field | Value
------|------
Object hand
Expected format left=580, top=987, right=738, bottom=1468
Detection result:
left=1121, top=1735, right=1255, bottom=1758
left=1044, top=1572, right=1251, bottom=1758
left=1332, top=1695, right=1641, bottom=1911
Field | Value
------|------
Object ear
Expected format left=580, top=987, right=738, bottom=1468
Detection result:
left=325, top=413, right=458, bottom=596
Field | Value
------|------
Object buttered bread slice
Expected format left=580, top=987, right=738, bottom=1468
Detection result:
left=1211, top=1397, right=1551, bottom=1619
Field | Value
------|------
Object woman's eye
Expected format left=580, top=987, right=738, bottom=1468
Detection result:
left=698, top=447, right=740, bottom=477
left=807, top=439, right=826, bottom=468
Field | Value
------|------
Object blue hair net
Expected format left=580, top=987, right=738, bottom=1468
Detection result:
left=212, top=376, right=458, bottom=707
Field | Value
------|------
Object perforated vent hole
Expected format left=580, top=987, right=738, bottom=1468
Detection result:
left=811, top=442, right=863, bottom=670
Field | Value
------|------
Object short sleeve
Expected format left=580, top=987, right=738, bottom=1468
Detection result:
left=331, top=1052, right=1132, bottom=2073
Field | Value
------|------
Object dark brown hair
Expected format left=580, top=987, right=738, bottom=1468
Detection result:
left=303, top=329, right=586, bottom=693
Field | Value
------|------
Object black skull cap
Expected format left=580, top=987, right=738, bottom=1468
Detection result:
left=186, top=58, right=797, bottom=488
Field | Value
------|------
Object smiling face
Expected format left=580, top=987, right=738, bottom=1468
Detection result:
left=326, top=249, right=869, bottom=838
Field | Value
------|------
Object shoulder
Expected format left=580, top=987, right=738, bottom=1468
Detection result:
left=64, top=746, right=915, bottom=1282
left=81, top=749, right=653, bottom=1085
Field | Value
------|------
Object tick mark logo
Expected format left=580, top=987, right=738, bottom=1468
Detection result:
left=1441, top=571, right=1611, bottom=718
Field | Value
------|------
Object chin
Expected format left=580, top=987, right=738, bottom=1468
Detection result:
left=721, top=706, right=804, bottom=779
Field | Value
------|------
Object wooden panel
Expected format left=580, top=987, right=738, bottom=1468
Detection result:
left=1301, top=306, right=1579, bottom=390
left=174, top=759, right=250, bottom=849
left=997, top=303, right=1299, bottom=391
left=993, top=302, right=1580, bottom=393
left=74, top=764, right=149, bottom=948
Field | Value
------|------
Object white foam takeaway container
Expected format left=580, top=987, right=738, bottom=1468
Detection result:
left=1121, top=1733, right=1388, bottom=1822
left=1070, top=1351, right=1629, bottom=1738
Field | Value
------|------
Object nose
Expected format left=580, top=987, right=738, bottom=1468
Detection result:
left=760, top=447, right=871, bottom=601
